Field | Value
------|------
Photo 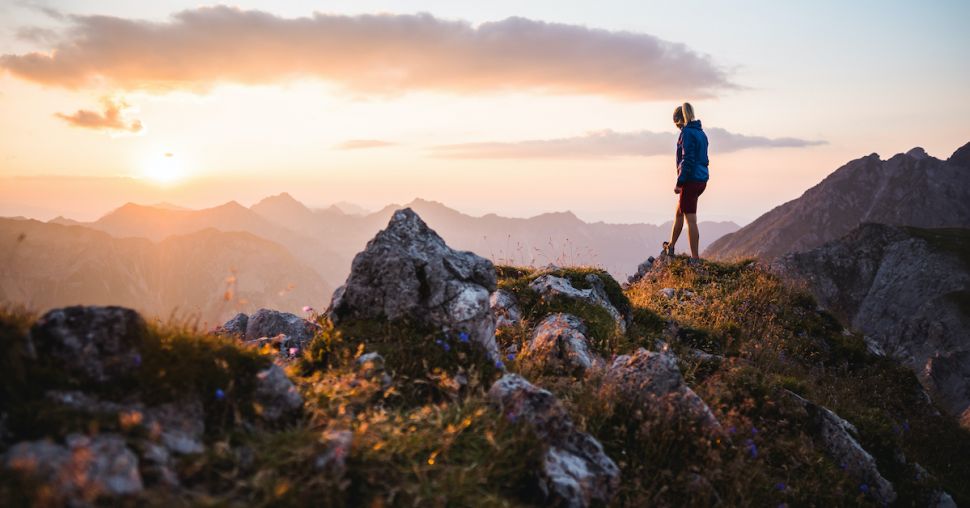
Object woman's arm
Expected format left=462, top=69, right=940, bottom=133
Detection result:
left=677, top=131, right=696, bottom=185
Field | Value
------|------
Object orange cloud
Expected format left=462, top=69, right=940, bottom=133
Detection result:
left=1, top=6, right=735, bottom=100
left=430, top=128, right=826, bottom=159
left=54, top=96, right=143, bottom=133
left=334, top=139, right=396, bottom=150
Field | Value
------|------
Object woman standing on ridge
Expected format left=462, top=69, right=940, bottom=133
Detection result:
left=663, top=102, right=710, bottom=260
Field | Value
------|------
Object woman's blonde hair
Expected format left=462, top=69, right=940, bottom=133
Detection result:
left=681, top=102, right=695, bottom=123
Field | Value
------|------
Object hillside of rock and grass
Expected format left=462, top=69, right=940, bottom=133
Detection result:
left=2, top=209, right=968, bottom=507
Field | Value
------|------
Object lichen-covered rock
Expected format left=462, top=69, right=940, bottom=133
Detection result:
left=28, top=306, right=147, bottom=383
left=487, top=374, right=619, bottom=508
left=3, top=433, right=143, bottom=502
left=253, top=365, right=303, bottom=422
left=490, top=289, right=522, bottom=329
left=788, top=391, right=897, bottom=505
left=522, top=313, right=600, bottom=374
left=529, top=274, right=626, bottom=333
left=603, top=348, right=721, bottom=433
left=328, top=208, right=499, bottom=360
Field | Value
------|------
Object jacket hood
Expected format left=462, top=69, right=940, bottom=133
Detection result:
left=685, top=119, right=703, bottom=130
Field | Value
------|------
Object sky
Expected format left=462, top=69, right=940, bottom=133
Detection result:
left=0, top=0, right=968, bottom=224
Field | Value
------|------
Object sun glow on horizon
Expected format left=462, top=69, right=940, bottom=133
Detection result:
left=140, top=151, right=187, bottom=185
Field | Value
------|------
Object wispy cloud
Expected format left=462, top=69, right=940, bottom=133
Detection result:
left=1, top=6, right=735, bottom=100
left=54, top=96, right=143, bottom=133
left=430, top=127, right=826, bottom=159
left=333, top=139, right=396, bottom=150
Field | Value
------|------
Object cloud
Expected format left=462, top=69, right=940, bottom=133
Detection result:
left=429, top=127, right=826, bottom=159
left=54, top=96, right=143, bottom=133
left=334, top=139, right=396, bottom=150
left=0, top=6, right=735, bottom=100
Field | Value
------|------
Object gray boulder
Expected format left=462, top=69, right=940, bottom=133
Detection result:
left=604, top=348, right=721, bottom=432
left=787, top=391, right=896, bottom=505
left=3, top=433, right=143, bottom=502
left=329, top=208, right=500, bottom=360
left=488, top=374, right=619, bottom=508
left=529, top=274, right=626, bottom=333
left=626, top=256, right=655, bottom=285
left=523, top=313, right=600, bottom=374
left=490, top=289, right=523, bottom=329
left=245, top=308, right=318, bottom=346
left=253, top=365, right=303, bottom=422
left=28, top=306, right=147, bottom=383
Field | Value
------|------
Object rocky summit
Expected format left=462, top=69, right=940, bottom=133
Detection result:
left=1, top=209, right=968, bottom=507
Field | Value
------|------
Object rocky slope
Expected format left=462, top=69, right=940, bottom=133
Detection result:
left=1, top=210, right=966, bottom=507
left=0, top=218, right=329, bottom=325
left=706, top=142, right=970, bottom=260
left=776, top=223, right=970, bottom=427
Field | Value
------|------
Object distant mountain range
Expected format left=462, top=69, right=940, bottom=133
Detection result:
left=2, top=197, right=739, bottom=322
left=706, top=143, right=970, bottom=260
left=0, top=219, right=329, bottom=325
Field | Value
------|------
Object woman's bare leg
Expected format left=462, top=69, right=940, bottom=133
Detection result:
left=668, top=210, right=684, bottom=254
left=686, top=213, right=700, bottom=258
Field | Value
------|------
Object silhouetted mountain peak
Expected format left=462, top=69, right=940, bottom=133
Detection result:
left=905, top=147, right=929, bottom=160
left=948, top=141, right=970, bottom=168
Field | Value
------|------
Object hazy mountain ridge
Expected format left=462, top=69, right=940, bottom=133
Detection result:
left=706, top=142, right=970, bottom=260
left=0, top=218, right=329, bottom=325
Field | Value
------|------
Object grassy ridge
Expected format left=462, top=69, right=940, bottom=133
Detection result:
left=2, top=256, right=969, bottom=506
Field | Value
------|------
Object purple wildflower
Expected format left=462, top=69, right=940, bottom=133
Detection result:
left=859, top=483, right=869, bottom=494
left=458, top=332, right=470, bottom=343
left=289, top=347, right=299, bottom=356
left=214, top=388, right=226, bottom=401
left=507, top=353, right=516, bottom=361
left=728, top=426, right=737, bottom=434
left=495, top=360, right=505, bottom=369
left=131, top=353, right=142, bottom=367
left=775, top=482, right=786, bottom=491
left=745, top=439, right=758, bottom=459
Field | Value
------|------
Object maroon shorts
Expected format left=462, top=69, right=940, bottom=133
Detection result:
left=677, top=181, right=707, bottom=214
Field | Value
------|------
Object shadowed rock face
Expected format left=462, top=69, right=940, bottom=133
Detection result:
left=529, top=274, right=627, bottom=333
left=788, top=391, right=897, bottom=505
left=329, top=208, right=500, bottom=360
left=777, top=224, right=970, bottom=425
left=487, top=374, right=619, bottom=508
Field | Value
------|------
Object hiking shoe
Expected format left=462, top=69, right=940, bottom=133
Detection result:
left=662, top=242, right=674, bottom=257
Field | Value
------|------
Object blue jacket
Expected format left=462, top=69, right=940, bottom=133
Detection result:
left=676, top=119, right=710, bottom=184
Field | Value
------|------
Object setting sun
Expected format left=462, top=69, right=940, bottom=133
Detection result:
left=140, top=152, right=185, bottom=185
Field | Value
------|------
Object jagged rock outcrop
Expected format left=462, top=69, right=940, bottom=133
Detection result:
left=529, top=274, right=626, bottom=332
left=329, top=208, right=500, bottom=360
left=706, top=142, right=970, bottom=260
left=28, top=306, right=147, bottom=383
left=521, top=313, right=600, bottom=374
left=626, top=256, right=655, bottom=285
left=777, top=223, right=970, bottom=425
left=219, top=308, right=319, bottom=357
left=603, top=348, right=721, bottom=433
left=490, top=289, right=523, bottom=329
left=788, top=391, right=897, bottom=504
left=3, top=434, right=143, bottom=503
left=488, top=374, right=619, bottom=508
